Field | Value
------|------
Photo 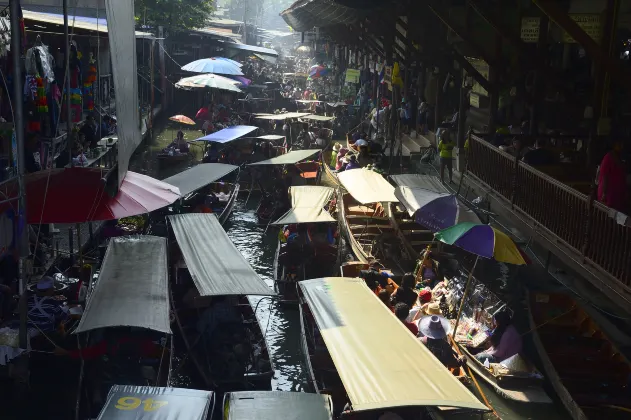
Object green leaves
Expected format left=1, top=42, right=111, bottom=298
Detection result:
left=134, top=0, right=215, bottom=32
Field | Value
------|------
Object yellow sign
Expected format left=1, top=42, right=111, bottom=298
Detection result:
left=521, top=17, right=540, bottom=43
left=345, top=68, right=360, bottom=84
left=469, top=93, right=480, bottom=108
left=116, top=397, right=168, bottom=412
left=562, top=14, right=601, bottom=43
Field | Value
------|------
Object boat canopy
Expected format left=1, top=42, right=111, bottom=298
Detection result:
left=300, top=115, right=335, bottom=121
left=96, top=385, right=213, bottom=420
left=255, top=112, right=312, bottom=120
left=226, top=391, right=332, bottom=420
left=299, top=278, right=488, bottom=413
left=195, top=125, right=258, bottom=143
left=296, top=99, right=323, bottom=104
left=271, top=186, right=335, bottom=225
left=338, top=169, right=399, bottom=204
left=327, top=102, right=347, bottom=107
left=75, top=236, right=170, bottom=334
left=169, top=214, right=274, bottom=296
left=162, top=163, right=238, bottom=197
left=249, top=149, right=320, bottom=166
left=256, top=134, right=286, bottom=141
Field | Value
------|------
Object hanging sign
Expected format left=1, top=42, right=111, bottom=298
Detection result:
left=562, top=14, right=601, bottom=43
left=345, top=68, right=360, bottom=84
left=520, top=17, right=540, bottom=43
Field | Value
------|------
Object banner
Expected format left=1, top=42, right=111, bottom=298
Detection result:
left=345, top=69, right=360, bottom=84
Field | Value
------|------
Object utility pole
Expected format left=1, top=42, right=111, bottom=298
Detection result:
left=63, top=0, right=73, bottom=167
left=10, top=0, right=28, bottom=351
left=242, top=0, right=248, bottom=44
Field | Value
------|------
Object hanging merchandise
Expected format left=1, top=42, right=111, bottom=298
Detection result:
left=36, top=76, right=48, bottom=114
left=62, top=41, right=83, bottom=123
left=25, top=39, right=55, bottom=82
left=83, top=52, right=97, bottom=111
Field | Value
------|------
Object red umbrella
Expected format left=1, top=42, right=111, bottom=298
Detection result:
left=1, top=168, right=180, bottom=224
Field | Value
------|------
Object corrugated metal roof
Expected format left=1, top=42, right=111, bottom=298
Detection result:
left=22, top=10, right=153, bottom=38
left=280, top=0, right=361, bottom=32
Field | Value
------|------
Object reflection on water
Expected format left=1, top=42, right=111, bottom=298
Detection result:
left=225, top=197, right=307, bottom=392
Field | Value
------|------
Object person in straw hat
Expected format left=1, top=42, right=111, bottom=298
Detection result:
left=330, top=142, right=342, bottom=168
left=418, top=315, right=464, bottom=369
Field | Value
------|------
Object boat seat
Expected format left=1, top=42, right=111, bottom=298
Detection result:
left=299, top=171, right=318, bottom=179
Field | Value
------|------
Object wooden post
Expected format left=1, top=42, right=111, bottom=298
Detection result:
left=529, top=15, right=549, bottom=135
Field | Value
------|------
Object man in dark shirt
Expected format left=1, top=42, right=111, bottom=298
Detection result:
left=522, top=138, right=558, bottom=166
left=79, top=115, right=98, bottom=149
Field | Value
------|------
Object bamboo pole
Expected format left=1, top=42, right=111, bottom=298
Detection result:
left=452, top=255, right=479, bottom=337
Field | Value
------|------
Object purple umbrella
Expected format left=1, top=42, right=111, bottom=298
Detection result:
left=226, top=75, right=251, bottom=86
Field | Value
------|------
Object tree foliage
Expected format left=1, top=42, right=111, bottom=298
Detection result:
left=134, top=0, right=215, bottom=32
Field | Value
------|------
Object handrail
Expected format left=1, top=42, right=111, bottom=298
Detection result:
left=467, top=134, right=630, bottom=288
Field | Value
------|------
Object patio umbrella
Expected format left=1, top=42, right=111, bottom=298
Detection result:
left=213, top=57, right=242, bottom=67
left=308, top=65, right=329, bottom=79
left=225, top=75, right=252, bottom=86
left=181, top=58, right=244, bottom=75
left=434, top=222, right=526, bottom=335
left=175, top=73, right=243, bottom=93
left=394, top=188, right=481, bottom=232
left=168, top=115, right=195, bottom=125
left=0, top=168, right=180, bottom=224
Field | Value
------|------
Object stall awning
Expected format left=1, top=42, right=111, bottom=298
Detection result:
left=227, top=391, right=332, bottom=420
left=249, top=149, right=320, bottom=166
left=195, top=125, right=258, bottom=143
left=299, top=278, right=488, bottom=412
left=162, top=163, right=238, bottom=197
left=75, top=236, right=170, bottom=334
left=97, top=386, right=213, bottom=420
left=221, top=41, right=279, bottom=57
left=271, top=186, right=335, bottom=225
left=169, top=214, right=274, bottom=296
left=338, top=169, right=398, bottom=204
left=22, top=10, right=153, bottom=38
left=301, top=115, right=335, bottom=121
left=254, top=53, right=277, bottom=64
left=255, top=112, right=311, bottom=120
left=256, top=135, right=286, bottom=141
left=280, top=0, right=360, bottom=32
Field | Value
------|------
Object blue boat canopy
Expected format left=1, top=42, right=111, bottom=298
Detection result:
left=96, top=385, right=214, bottom=420
left=195, top=125, right=258, bottom=143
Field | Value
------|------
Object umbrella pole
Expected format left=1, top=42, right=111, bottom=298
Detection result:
left=452, top=255, right=480, bottom=338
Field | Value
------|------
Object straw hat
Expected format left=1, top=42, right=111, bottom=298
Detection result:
left=333, top=142, right=342, bottom=151
left=418, top=315, right=451, bottom=339
left=426, top=302, right=441, bottom=315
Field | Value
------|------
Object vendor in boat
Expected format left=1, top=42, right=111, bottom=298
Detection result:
left=394, top=303, right=419, bottom=336
left=175, top=130, right=189, bottom=153
left=416, top=257, right=439, bottom=288
left=418, top=315, right=464, bottom=369
left=356, top=143, right=373, bottom=168
left=27, top=276, right=69, bottom=334
left=390, top=273, right=418, bottom=307
left=473, top=310, right=522, bottom=364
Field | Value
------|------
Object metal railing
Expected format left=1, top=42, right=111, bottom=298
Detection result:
left=467, top=134, right=631, bottom=287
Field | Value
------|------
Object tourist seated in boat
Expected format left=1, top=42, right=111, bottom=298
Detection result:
left=343, top=154, right=360, bottom=170
left=472, top=310, right=523, bottom=364
left=390, top=273, right=418, bottom=307
left=415, top=257, right=440, bottom=288
left=192, top=194, right=214, bottom=213
left=377, top=289, right=394, bottom=312
left=335, top=148, right=349, bottom=171
left=359, top=262, right=394, bottom=294
left=394, top=303, right=419, bottom=336
left=418, top=315, right=464, bottom=369
left=330, top=142, right=342, bottom=168
left=357, top=143, right=373, bottom=168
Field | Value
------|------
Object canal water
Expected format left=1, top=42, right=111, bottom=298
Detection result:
left=131, top=119, right=571, bottom=419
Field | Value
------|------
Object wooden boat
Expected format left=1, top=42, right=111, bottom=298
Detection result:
left=272, top=186, right=338, bottom=304
left=169, top=213, right=276, bottom=392
left=440, top=268, right=553, bottom=404
left=185, top=181, right=240, bottom=225
left=527, top=291, right=631, bottom=419
left=298, top=277, right=487, bottom=418
left=338, top=191, right=395, bottom=264
left=73, top=236, right=173, bottom=419
left=156, top=151, right=192, bottom=164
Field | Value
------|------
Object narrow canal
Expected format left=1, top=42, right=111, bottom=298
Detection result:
left=130, top=118, right=571, bottom=419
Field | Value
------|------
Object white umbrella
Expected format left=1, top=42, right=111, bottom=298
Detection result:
left=181, top=58, right=244, bottom=75
left=175, top=73, right=243, bottom=93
